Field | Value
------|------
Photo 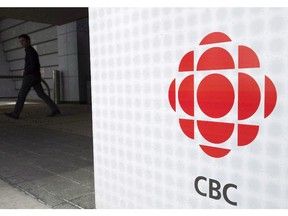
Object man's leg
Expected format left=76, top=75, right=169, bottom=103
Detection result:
left=33, top=80, right=60, bottom=114
left=12, top=76, right=34, bottom=117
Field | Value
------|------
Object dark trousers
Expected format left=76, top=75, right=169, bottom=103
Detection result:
left=13, top=74, right=59, bottom=117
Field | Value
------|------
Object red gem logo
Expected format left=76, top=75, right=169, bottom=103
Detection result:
left=168, top=32, right=277, bottom=158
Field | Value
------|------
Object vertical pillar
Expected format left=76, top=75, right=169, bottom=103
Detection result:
left=53, top=70, right=61, bottom=104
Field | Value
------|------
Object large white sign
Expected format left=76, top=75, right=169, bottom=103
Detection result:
left=90, top=8, right=288, bottom=208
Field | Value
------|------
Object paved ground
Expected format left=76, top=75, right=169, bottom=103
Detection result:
left=0, top=99, right=95, bottom=209
left=0, top=179, right=48, bottom=209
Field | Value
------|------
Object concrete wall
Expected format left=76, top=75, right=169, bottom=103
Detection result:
left=0, top=18, right=58, bottom=99
left=57, top=22, right=79, bottom=102
left=77, top=18, right=91, bottom=104
left=0, top=18, right=90, bottom=103
left=57, top=18, right=90, bottom=103
left=0, top=39, right=16, bottom=98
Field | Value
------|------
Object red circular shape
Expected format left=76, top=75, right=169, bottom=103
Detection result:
left=178, top=75, right=194, bottom=116
left=238, top=73, right=261, bottom=120
left=168, top=79, right=176, bottom=111
left=197, top=74, right=234, bottom=118
left=265, top=76, right=277, bottom=118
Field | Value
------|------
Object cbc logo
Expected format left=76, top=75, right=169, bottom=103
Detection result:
left=195, top=176, right=237, bottom=206
left=168, top=32, right=277, bottom=158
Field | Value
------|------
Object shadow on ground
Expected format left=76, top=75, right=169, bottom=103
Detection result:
left=0, top=100, right=95, bottom=209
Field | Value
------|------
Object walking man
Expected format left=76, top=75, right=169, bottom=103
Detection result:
left=5, top=34, right=60, bottom=119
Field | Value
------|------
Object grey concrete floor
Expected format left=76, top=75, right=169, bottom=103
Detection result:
left=0, top=99, right=95, bottom=209
left=0, top=179, right=48, bottom=209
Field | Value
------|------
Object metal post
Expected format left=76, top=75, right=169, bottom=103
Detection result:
left=53, top=70, right=61, bottom=104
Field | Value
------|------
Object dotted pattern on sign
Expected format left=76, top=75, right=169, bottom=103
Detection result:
left=89, top=8, right=288, bottom=208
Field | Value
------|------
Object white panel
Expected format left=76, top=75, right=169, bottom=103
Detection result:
left=90, top=8, right=288, bottom=209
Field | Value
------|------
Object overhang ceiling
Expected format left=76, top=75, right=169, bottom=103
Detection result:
left=0, top=8, right=88, bottom=25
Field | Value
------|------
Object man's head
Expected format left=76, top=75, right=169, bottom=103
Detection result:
left=18, top=34, right=31, bottom=48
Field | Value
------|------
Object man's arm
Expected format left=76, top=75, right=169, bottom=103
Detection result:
left=24, top=48, right=39, bottom=75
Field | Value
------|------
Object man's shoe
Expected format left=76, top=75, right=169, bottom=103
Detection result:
left=47, top=109, right=61, bottom=117
left=4, top=112, right=19, bottom=119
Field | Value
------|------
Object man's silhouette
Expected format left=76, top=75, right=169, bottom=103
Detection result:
left=5, top=34, right=60, bottom=119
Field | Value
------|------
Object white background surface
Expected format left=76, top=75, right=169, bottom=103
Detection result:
left=89, top=7, right=288, bottom=209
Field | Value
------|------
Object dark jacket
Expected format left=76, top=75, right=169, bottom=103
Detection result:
left=24, top=45, right=41, bottom=77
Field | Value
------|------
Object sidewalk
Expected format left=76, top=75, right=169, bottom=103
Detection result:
left=0, top=99, right=95, bottom=209
left=0, top=179, right=48, bottom=209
